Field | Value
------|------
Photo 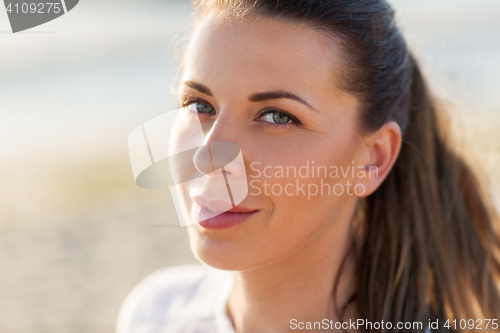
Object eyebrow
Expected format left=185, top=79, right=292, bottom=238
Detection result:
left=183, top=80, right=317, bottom=112
left=249, top=91, right=317, bottom=112
left=184, top=81, right=213, bottom=96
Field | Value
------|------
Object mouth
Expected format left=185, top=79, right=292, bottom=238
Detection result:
left=191, top=196, right=259, bottom=230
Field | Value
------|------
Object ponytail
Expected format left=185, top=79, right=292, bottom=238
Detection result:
left=351, top=53, right=500, bottom=332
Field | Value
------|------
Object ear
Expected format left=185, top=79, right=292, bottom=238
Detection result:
left=355, top=121, right=402, bottom=197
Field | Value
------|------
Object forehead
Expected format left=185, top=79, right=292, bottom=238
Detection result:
left=182, top=12, right=345, bottom=101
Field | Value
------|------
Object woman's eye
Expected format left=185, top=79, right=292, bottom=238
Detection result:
left=186, top=101, right=215, bottom=114
left=261, top=111, right=294, bottom=125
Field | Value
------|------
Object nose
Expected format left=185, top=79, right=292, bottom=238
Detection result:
left=192, top=142, right=244, bottom=179
left=192, top=120, right=245, bottom=179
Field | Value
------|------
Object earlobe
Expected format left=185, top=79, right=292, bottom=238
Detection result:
left=355, top=121, right=402, bottom=197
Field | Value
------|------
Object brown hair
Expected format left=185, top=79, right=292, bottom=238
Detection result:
left=189, top=1, right=500, bottom=331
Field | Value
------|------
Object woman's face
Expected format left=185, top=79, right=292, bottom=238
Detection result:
left=176, top=12, right=369, bottom=270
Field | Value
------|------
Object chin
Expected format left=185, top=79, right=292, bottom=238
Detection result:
left=188, top=228, right=266, bottom=271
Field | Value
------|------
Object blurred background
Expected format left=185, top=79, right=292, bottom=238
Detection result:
left=0, top=0, right=499, bottom=332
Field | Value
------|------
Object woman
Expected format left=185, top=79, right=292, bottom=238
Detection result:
left=118, top=0, right=500, bottom=332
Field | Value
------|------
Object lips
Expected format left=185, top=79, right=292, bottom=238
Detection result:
left=191, top=194, right=259, bottom=229
left=191, top=195, right=233, bottom=212
left=226, top=206, right=258, bottom=213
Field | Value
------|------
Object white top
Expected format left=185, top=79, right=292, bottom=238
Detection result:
left=117, top=263, right=432, bottom=333
left=116, top=264, right=236, bottom=333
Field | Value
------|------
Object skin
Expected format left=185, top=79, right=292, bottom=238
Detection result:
left=173, top=11, right=402, bottom=333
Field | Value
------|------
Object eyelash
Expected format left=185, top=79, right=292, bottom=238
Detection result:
left=179, top=98, right=214, bottom=113
left=179, top=98, right=301, bottom=128
left=257, top=109, right=301, bottom=128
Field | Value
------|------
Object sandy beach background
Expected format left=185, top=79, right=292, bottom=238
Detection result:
left=0, top=0, right=499, bottom=332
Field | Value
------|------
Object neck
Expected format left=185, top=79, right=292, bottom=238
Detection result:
left=227, top=200, right=358, bottom=333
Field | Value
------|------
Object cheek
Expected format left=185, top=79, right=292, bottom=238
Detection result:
left=246, top=127, right=360, bottom=203
left=245, top=132, right=359, bottom=239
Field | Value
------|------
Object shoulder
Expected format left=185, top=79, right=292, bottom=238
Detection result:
left=116, top=264, right=234, bottom=333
